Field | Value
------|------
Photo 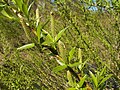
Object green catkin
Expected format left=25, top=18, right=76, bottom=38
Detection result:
left=58, top=40, right=66, bottom=60
left=18, top=13, right=31, bottom=40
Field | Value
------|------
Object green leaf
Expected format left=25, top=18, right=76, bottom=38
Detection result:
left=28, top=1, right=34, bottom=12
left=69, top=62, right=80, bottom=68
left=54, top=27, right=68, bottom=43
left=69, top=47, right=76, bottom=62
left=42, top=29, right=49, bottom=34
left=67, top=88, right=76, bottom=90
left=98, top=74, right=112, bottom=87
left=36, top=20, right=49, bottom=44
left=67, top=70, right=74, bottom=86
left=37, top=23, right=42, bottom=44
left=42, top=30, right=54, bottom=45
left=52, top=65, right=67, bottom=73
left=14, top=0, right=23, bottom=11
left=78, top=75, right=87, bottom=87
left=22, top=3, right=28, bottom=18
left=42, top=34, right=53, bottom=45
left=59, top=0, right=65, bottom=3
left=99, top=66, right=106, bottom=76
left=89, top=71, right=98, bottom=87
left=42, top=19, right=50, bottom=29
left=0, top=4, right=6, bottom=12
left=56, top=59, right=65, bottom=66
left=78, top=60, right=88, bottom=71
left=17, top=43, right=35, bottom=50
left=0, top=4, right=6, bottom=7
left=1, top=9, right=14, bottom=19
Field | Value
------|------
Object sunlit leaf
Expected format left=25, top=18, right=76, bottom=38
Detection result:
left=69, top=47, right=76, bottom=62
left=78, top=60, right=88, bottom=71
left=56, top=58, right=65, bottom=66
left=99, top=66, right=106, bottom=76
left=42, top=30, right=54, bottom=45
left=69, top=62, right=80, bottom=68
left=53, top=65, right=67, bottom=73
left=14, top=0, right=23, bottom=11
left=59, top=0, right=65, bottom=3
left=22, top=3, right=28, bottom=18
left=54, top=26, right=68, bottom=43
left=78, top=75, right=87, bottom=87
left=67, top=88, right=76, bottom=90
left=17, top=43, right=35, bottom=50
left=28, top=1, right=34, bottom=12
left=42, top=34, right=53, bottom=45
left=98, top=74, right=112, bottom=87
left=1, top=9, right=14, bottom=19
left=89, top=71, right=98, bottom=87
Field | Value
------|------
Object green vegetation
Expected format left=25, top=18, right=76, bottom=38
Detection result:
left=0, top=0, right=120, bottom=90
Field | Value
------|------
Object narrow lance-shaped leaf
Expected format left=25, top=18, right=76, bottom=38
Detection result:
left=69, top=62, right=80, bottom=68
left=14, top=0, right=23, bottom=11
left=52, top=65, right=67, bottom=73
left=28, top=1, right=34, bottom=12
left=54, top=26, right=68, bottom=43
left=1, top=7, right=15, bottom=19
left=17, top=43, right=35, bottom=50
left=37, top=23, right=42, bottom=44
left=89, top=71, right=98, bottom=87
left=42, top=34, right=53, bottom=45
left=79, top=60, right=88, bottom=71
left=78, top=75, right=87, bottom=87
left=22, top=3, right=28, bottom=18
left=42, top=19, right=50, bottom=29
left=100, top=66, right=106, bottom=76
left=69, top=47, right=76, bottom=62
left=56, top=55, right=66, bottom=66
left=1, top=9, right=13, bottom=19
left=98, top=74, right=112, bottom=87
left=36, top=20, right=49, bottom=44
left=42, top=30, right=54, bottom=45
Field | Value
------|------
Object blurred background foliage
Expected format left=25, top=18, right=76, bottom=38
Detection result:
left=0, top=0, right=120, bottom=89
